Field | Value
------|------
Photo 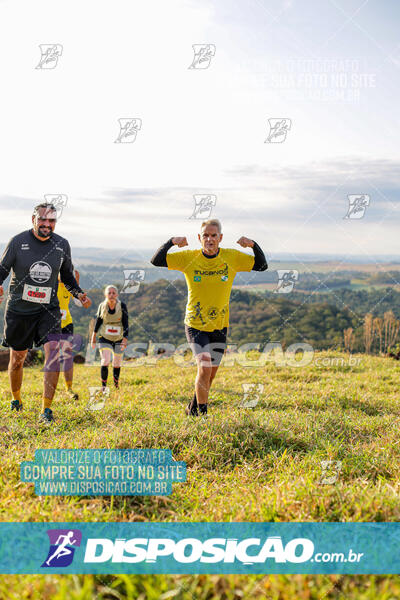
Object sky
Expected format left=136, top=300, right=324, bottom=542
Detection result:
left=0, top=0, right=399, bottom=262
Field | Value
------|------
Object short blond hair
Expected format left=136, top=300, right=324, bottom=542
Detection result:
left=201, top=219, right=222, bottom=233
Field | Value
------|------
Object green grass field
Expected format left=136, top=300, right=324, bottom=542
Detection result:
left=1, top=352, right=400, bottom=598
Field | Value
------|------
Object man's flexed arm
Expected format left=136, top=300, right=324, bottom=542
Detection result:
left=237, top=237, right=268, bottom=271
left=150, top=237, right=188, bottom=267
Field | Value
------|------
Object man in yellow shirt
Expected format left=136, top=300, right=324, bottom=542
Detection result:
left=57, top=269, right=81, bottom=400
left=151, top=219, right=268, bottom=416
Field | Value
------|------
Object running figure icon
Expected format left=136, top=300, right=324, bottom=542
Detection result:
left=45, top=531, right=77, bottom=566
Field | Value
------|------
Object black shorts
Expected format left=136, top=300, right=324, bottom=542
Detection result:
left=185, top=325, right=227, bottom=365
left=2, top=308, right=62, bottom=351
left=61, top=323, right=74, bottom=335
left=98, top=336, right=124, bottom=354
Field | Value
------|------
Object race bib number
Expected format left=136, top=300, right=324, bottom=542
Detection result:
left=22, top=284, right=51, bottom=304
left=105, top=324, right=121, bottom=336
left=60, top=309, right=67, bottom=319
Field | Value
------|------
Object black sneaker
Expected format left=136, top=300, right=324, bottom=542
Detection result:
left=11, top=400, right=23, bottom=411
left=199, top=404, right=208, bottom=416
left=39, top=408, right=54, bottom=424
left=185, top=396, right=198, bottom=416
left=67, top=389, right=79, bottom=401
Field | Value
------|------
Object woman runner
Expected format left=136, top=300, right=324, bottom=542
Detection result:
left=91, top=285, right=129, bottom=390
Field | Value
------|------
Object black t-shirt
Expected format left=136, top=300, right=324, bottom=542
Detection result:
left=0, top=229, right=83, bottom=315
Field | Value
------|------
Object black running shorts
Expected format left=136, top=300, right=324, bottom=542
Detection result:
left=98, top=336, right=124, bottom=354
left=61, top=323, right=74, bottom=335
left=185, top=325, right=227, bottom=365
left=2, top=307, right=62, bottom=351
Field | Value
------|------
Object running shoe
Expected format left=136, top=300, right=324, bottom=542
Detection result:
left=39, top=408, right=54, bottom=424
left=185, top=396, right=198, bottom=416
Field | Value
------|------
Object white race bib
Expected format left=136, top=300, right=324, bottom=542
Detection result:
left=22, top=284, right=51, bottom=304
left=60, top=309, right=67, bottom=319
left=105, top=324, right=121, bottom=336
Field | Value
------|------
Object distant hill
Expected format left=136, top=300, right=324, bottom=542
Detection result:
left=1, top=280, right=399, bottom=354
left=67, top=280, right=361, bottom=351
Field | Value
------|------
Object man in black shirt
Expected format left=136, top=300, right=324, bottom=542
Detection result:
left=0, top=202, right=92, bottom=423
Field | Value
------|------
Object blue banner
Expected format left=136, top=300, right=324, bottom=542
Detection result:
left=0, top=522, right=399, bottom=574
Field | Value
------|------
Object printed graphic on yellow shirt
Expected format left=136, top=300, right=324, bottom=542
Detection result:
left=166, top=248, right=254, bottom=331
left=57, top=281, right=73, bottom=328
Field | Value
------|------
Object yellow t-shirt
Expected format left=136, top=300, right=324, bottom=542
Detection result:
left=57, top=282, right=73, bottom=328
left=167, top=247, right=254, bottom=331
